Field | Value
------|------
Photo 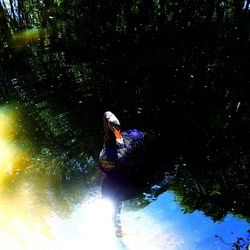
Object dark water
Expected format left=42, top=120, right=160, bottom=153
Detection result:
left=1, top=0, right=250, bottom=249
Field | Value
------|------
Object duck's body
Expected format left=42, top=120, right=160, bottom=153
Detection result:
left=99, top=111, right=155, bottom=175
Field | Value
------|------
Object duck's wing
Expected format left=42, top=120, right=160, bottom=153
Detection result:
left=115, top=129, right=150, bottom=170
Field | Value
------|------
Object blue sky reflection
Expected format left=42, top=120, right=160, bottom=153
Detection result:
left=41, top=190, right=250, bottom=250
left=120, top=191, right=249, bottom=250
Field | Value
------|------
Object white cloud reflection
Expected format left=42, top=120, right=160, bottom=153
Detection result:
left=46, top=198, right=126, bottom=250
left=46, top=196, right=185, bottom=250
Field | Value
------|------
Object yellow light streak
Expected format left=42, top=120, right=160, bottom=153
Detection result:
left=11, top=28, right=48, bottom=46
left=0, top=106, right=29, bottom=184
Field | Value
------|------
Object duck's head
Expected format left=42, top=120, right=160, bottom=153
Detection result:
left=103, top=111, right=124, bottom=146
left=103, top=111, right=122, bottom=140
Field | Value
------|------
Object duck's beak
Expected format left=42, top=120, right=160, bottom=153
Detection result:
left=113, top=127, right=122, bottom=139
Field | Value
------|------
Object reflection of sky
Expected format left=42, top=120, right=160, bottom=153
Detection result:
left=43, top=191, right=249, bottom=250
left=121, top=191, right=250, bottom=250
left=1, top=183, right=249, bottom=250
left=46, top=196, right=128, bottom=250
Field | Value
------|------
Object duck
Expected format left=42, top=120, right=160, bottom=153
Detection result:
left=99, top=111, right=155, bottom=176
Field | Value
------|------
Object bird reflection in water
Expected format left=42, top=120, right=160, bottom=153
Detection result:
left=102, top=175, right=141, bottom=239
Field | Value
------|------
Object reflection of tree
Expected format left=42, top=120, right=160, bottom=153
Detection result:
left=0, top=102, right=102, bottom=216
left=168, top=153, right=250, bottom=222
left=12, top=101, right=100, bottom=180
left=1, top=0, right=250, bottom=53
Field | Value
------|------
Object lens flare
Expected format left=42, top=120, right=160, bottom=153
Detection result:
left=11, top=28, right=48, bottom=46
left=0, top=106, right=29, bottom=184
left=44, top=197, right=125, bottom=250
left=0, top=184, right=57, bottom=250
left=78, top=198, right=118, bottom=249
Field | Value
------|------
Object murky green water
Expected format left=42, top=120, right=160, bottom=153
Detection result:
left=0, top=103, right=249, bottom=250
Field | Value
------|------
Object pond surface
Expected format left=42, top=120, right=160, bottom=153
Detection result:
left=1, top=1, right=250, bottom=247
left=0, top=103, right=249, bottom=250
